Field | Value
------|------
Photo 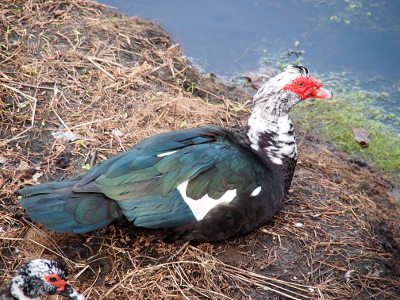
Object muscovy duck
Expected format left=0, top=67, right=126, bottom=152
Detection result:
left=19, top=65, right=332, bottom=243
left=0, top=259, right=85, bottom=300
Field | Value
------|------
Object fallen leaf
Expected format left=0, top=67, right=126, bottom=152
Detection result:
left=51, top=130, right=79, bottom=142
left=352, top=128, right=372, bottom=145
left=180, top=120, right=187, bottom=128
left=32, top=172, right=43, bottom=183
left=112, top=129, right=124, bottom=137
left=242, top=75, right=270, bottom=89
left=17, top=161, right=30, bottom=172
left=54, top=10, right=66, bottom=17
left=242, top=66, right=278, bottom=90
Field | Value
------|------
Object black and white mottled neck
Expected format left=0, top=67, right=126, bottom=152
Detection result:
left=246, top=66, right=307, bottom=165
left=247, top=109, right=297, bottom=165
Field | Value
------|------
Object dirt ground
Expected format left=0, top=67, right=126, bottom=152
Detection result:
left=1, top=1, right=399, bottom=299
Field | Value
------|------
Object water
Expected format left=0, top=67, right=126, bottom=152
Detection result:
left=94, top=0, right=400, bottom=131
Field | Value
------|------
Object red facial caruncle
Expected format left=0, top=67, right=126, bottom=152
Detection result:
left=44, top=273, right=68, bottom=292
left=283, top=74, right=332, bottom=100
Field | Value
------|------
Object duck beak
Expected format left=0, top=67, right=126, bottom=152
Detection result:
left=58, top=284, right=86, bottom=300
left=311, top=87, right=333, bottom=99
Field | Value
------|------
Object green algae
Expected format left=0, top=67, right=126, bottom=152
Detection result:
left=292, top=91, right=400, bottom=183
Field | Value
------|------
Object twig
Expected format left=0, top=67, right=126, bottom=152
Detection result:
left=87, top=56, right=116, bottom=81
left=0, top=78, right=55, bottom=90
left=0, top=237, right=85, bottom=267
left=167, top=241, right=190, bottom=262
left=90, top=149, right=97, bottom=168
left=50, top=85, right=71, bottom=131
left=1, top=82, right=36, bottom=102
left=69, top=117, right=114, bottom=130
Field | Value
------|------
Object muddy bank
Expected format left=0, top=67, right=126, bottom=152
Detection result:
left=0, top=1, right=399, bottom=299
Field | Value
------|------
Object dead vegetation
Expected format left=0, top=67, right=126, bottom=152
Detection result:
left=0, top=0, right=399, bottom=299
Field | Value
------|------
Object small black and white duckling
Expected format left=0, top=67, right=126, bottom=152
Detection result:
left=0, top=259, right=85, bottom=300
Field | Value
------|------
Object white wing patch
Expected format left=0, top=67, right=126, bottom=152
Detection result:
left=176, top=180, right=236, bottom=221
left=157, top=150, right=178, bottom=157
left=251, top=186, right=262, bottom=196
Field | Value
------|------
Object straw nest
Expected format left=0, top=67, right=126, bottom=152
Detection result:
left=1, top=1, right=399, bottom=299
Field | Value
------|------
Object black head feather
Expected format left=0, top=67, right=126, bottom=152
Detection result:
left=292, top=65, right=309, bottom=77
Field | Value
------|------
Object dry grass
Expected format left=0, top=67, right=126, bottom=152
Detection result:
left=1, top=0, right=399, bottom=299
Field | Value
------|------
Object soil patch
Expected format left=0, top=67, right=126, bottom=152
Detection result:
left=1, top=1, right=399, bottom=299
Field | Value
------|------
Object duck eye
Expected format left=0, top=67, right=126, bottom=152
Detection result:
left=45, top=274, right=61, bottom=284
left=298, top=82, right=303, bottom=86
